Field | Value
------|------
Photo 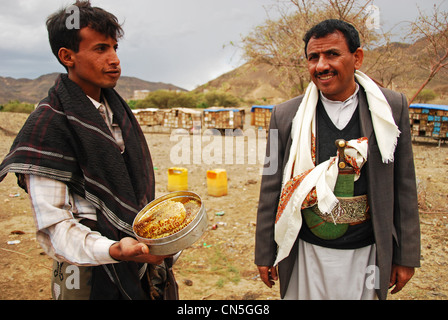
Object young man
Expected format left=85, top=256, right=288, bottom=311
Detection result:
left=0, top=1, right=177, bottom=300
left=255, top=19, right=420, bottom=300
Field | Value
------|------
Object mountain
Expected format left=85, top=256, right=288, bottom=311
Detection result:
left=115, top=76, right=187, bottom=100
left=196, top=41, right=448, bottom=105
left=195, top=62, right=289, bottom=105
left=0, top=73, right=186, bottom=105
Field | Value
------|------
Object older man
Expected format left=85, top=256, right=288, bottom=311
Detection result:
left=255, top=19, right=420, bottom=300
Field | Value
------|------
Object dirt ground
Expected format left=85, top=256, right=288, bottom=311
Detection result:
left=0, top=111, right=447, bottom=300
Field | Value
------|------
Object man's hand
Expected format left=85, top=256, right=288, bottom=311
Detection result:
left=257, top=265, right=278, bottom=288
left=389, top=264, right=415, bottom=294
left=109, top=237, right=170, bottom=265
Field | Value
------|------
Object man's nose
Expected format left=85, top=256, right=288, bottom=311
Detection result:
left=316, top=56, right=329, bottom=73
left=109, top=50, right=120, bottom=66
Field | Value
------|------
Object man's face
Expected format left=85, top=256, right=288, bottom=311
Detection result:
left=65, top=27, right=121, bottom=100
left=306, top=30, right=363, bottom=102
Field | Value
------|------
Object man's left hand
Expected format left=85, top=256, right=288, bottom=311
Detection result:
left=389, top=264, right=415, bottom=294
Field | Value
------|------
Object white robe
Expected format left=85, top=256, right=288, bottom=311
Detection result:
left=283, top=240, right=378, bottom=300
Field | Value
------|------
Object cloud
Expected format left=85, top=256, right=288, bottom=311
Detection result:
left=0, top=0, right=447, bottom=89
left=96, top=0, right=276, bottom=89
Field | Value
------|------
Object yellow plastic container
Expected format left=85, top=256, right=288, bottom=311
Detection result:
left=207, top=169, right=228, bottom=197
left=167, top=167, right=188, bottom=192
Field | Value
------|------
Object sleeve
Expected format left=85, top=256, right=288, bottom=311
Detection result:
left=254, top=107, right=285, bottom=266
left=26, top=174, right=119, bottom=266
left=392, top=93, right=421, bottom=267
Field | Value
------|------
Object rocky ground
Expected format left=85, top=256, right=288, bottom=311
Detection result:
left=0, top=112, right=447, bottom=300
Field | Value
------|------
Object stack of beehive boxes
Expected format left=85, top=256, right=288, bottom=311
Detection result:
left=133, top=108, right=163, bottom=126
left=162, top=108, right=202, bottom=130
left=409, top=104, right=448, bottom=139
left=202, top=108, right=245, bottom=130
left=251, top=105, right=274, bottom=129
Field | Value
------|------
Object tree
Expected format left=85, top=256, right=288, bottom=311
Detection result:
left=415, top=89, right=437, bottom=103
left=240, top=0, right=392, bottom=98
left=407, top=4, right=448, bottom=105
left=135, top=90, right=173, bottom=109
left=134, top=90, right=240, bottom=109
left=202, top=90, right=240, bottom=108
left=362, top=42, right=412, bottom=90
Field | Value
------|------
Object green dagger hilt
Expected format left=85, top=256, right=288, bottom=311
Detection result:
left=334, top=139, right=355, bottom=197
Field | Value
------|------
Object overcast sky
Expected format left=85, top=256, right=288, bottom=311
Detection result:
left=0, top=0, right=446, bottom=90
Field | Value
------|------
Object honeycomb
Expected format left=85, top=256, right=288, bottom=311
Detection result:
left=134, top=198, right=201, bottom=239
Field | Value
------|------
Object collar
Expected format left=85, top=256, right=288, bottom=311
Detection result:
left=320, top=83, right=360, bottom=106
left=87, top=95, right=113, bottom=124
left=319, top=84, right=360, bottom=130
left=87, top=95, right=102, bottom=108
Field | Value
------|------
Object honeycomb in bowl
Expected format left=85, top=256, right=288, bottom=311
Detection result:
left=134, top=198, right=201, bottom=239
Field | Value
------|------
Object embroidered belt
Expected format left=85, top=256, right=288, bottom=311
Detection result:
left=310, top=195, right=369, bottom=225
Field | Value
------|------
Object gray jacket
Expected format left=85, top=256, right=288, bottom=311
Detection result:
left=255, top=85, right=421, bottom=300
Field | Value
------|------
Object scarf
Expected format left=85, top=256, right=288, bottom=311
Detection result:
left=274, top=70, right=400, bottom=266
left=0, top=74, right=155, bottom=299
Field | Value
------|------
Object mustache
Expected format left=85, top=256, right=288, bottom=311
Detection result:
left=314, top=70, right=337, bottom=77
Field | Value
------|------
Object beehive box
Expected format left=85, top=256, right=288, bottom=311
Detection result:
left=133, top=108, right=163, bottom=126
left=162, top=108, right=202, bottom=130
left=409, top=104, right=448, bottom=139
left=202, top=107, right=245, bottom=130
left=251, top=105, right=274, bottom=129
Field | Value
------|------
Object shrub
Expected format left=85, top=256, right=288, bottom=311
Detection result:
left=134, top=90, right=241, bottom=109
left=416, top=89, right=437, bottom=103
left=1, top=100, right=34, bottom=114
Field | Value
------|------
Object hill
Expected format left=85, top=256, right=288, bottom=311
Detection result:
left=196, top=42, right=448, bottom=105
left=0, top=73, right=186, bottom=105
left=3, top=39, right=448, bottom=107
left=195, top=62, right=288, bottom=105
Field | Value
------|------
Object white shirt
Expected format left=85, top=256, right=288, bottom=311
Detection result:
left=26, top=174, right=118, bottom=266
left=320, top=84, right=359, bottom=130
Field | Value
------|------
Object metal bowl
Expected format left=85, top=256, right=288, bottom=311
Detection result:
left=132, top=191, right=208, bottom=255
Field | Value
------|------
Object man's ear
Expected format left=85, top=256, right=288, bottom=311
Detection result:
left=353, top=47, right=364, bottom=71
left=58, top=48, right=75, bottom=69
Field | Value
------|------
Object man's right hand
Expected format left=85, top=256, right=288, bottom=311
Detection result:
left=257, top=265, right=278, bottom=288
left=109, top=237, right=170, bottom=265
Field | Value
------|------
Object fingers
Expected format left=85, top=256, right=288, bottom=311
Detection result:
left=271, top=266, right=278, bottom=281
left=390, top=280, right=405, bottom=294
left=133, top=243, right=171, bottom=264
left=389, top=265, right=415, bottom=294
left=258, top=266, right=278, bottom=288
left=135, top=242, right=149, bottom=255
left=390, top=274, right=408, bottom=294
left=131, top=242, right=170, bottom=264
left=121, top=238, right=147, bottom=257
left=389, top=268, right=397, bottom=290
left=110, top=237, right=169, bottom=264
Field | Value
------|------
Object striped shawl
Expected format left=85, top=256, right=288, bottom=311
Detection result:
left=0, top=74, right=155, bottom=299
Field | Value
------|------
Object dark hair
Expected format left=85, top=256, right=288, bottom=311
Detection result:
left=303, top=19, right=360, bottom=57
left=46, top=0, right=124, bottom=68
